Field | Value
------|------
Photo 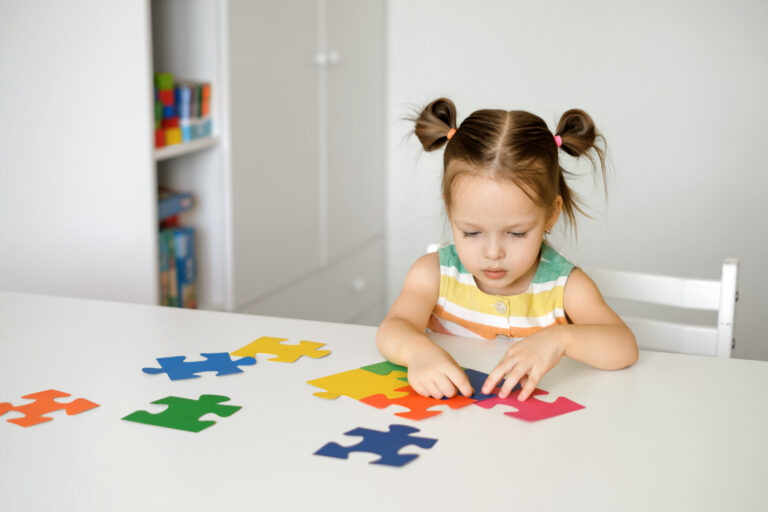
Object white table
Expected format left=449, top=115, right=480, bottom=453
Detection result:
left=1, top=291, right=766, bottom=511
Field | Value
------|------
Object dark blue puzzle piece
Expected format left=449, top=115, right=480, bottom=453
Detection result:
left=463, top=368, right=519, bottom=401
left=314, top=424, right=437, bottom=467
left=142, top=352, right=256, bottom=380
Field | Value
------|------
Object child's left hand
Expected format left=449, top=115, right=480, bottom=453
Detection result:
left=481, top=326, right=567, bottom=401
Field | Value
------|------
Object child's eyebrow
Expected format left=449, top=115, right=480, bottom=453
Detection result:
left=454, top=219, right=535, bottom=230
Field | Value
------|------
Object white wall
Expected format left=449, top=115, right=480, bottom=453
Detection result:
left=0, top=1, right=157, bottom=304
left=386, top=0, right=768, bottom=360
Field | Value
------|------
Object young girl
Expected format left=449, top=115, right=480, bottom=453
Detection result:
left=377, top=98, right=638, bottom=402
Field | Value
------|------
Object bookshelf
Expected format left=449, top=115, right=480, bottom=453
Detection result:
left=155, top=136, right=220, bottom=162
left=151, top=0, right=229, bottom=310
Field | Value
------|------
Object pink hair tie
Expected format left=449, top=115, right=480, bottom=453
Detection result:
left=446, top=128, right=457, bottom=140
left=554, top=134, right=562, bottom=148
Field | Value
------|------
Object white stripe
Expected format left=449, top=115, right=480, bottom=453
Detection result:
left=441, top=266, right=568, bottom=294
left=437, top=297, right=565, bottom=328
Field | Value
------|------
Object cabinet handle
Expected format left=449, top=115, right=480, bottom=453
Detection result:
left=350, top=278, right=367, bottom=292
left=312, top=51, right=340, bottom=67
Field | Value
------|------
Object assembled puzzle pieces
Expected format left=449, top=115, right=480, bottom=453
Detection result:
left=231, top=336, right=330, bottom=363
left=0, top=389, right=99, bottom=427
left=307, top=366, right=410, bottom=400
left=361, top=385, right=476, bottom=420
left=122, top=394, right=241, bottom=432
left=142, top=352, right=256, bottom=380
left=315, top=424, right=438, bottom=467
left=474, top=388, right=585, bottom=421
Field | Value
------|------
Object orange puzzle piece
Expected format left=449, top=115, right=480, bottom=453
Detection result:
left=361, top=385, right=477, bottom=420
left=0, top=389, right=99, bottom=427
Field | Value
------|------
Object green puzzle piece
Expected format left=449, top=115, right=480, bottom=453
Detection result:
left=122, top=395, right=241, bottom=433
left=361, top=361, right=409, bottom=382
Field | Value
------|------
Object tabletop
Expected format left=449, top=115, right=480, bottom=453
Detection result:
left=1, top=291, right=766, bottom=511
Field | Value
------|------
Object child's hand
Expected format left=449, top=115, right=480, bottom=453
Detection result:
left=407, top=343, right=474, bottom=399
left=482, top=326, right=567, bottom=401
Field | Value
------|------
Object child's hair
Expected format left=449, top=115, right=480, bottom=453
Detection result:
left=413, top=98, right=607, bottom=230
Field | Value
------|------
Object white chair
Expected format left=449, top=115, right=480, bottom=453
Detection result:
left=585, top=259, right=739, bottom=358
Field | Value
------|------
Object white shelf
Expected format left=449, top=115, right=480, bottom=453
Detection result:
left=154, top=135, right=219, bottom=161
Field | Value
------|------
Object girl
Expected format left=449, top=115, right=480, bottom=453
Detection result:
left=377, top=98, right=638, bottom=402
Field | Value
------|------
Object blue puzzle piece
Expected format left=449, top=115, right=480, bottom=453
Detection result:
left=463, top=368, right=520, bottom=401
left=142, top=352, right=256, bottom=380
left=314, top=424, right=437, bottom=467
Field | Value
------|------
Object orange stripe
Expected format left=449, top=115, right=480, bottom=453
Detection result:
left=432, top=305, right=568, bottom=340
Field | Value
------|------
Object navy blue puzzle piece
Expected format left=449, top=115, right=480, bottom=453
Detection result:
left=314, top=424, right=437, bottom=467
left=463, top=368, right=520, bottom=401
left=142, top=352, right=256, bottom=380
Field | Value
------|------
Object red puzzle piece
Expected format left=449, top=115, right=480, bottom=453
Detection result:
left=473, top=388, right=584, bottom=421
left=0, top=389, right=100, bottom=427
left=360, top=385, right=476, bottom=420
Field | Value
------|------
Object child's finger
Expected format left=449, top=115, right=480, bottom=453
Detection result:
left=447, top=366, right=474, bottom=397
left=517, top=374, right=540, bottom=401
left=435, top=374, right=457, bottom=398
left=500, top=363, right=530, bottom=398
left=482, top=358, right=517, bottom=394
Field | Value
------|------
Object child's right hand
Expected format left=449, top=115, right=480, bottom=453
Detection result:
left=406, top=342, right=474, bottom=399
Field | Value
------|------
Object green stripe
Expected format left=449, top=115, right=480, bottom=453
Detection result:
left=439, top=242, right=573, bottom=284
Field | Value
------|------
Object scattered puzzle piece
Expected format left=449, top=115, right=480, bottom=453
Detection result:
left=307, top=368, right=410, bottom=400
left=361, top=385, right=476, bottom=420
left=122, top=394, right=241, bottom=432
left=474, top=388, right=585, bottom=421
left=142, top=352, right=256, bottom=380
left=0, top=390, right=99, bottom=427
left=231, top=336, right=330, bottom=363
left=314, top=424, right=437, bottom=467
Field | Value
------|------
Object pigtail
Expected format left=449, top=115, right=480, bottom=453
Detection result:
left=556, top=109, right=607, bottom=185
left=555, top=109, right=608, bottom=232
left=413, top=98, right=458, bottom=151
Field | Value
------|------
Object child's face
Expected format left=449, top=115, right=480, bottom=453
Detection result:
left=448, top=174, right=559, bottom=296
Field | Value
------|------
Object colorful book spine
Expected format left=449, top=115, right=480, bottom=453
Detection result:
left=173, top=226, right=197, bottom=309
left=159, top=229, right=179, bottom=307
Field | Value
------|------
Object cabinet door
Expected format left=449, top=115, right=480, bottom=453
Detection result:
left=326, top=0, right=386, bottom=261
left=228, top=0, right=321, bottom=309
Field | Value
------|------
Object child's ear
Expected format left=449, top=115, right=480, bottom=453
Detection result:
left=547, top=195, right=563, bottom=230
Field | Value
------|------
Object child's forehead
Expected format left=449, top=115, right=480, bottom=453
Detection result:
left=449, top=175, right=545, bottom=221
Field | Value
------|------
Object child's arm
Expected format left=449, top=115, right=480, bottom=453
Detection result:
left=376, top=253, right=473, bottom=398
left=483, top=268, right=638, bottom=400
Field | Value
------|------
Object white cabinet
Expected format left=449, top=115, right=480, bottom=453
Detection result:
left=228, top=0, right=386, bottom=324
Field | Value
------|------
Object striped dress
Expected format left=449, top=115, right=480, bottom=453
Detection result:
left=427, top=242, right=574, bottom=340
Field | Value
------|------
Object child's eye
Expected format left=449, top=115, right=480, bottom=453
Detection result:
left=508, top=231, right=527, bottom=238
left=462, top=231, right=480, bottom=238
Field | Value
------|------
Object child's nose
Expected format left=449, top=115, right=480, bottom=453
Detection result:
left=484, top=239, right=505, bottom=261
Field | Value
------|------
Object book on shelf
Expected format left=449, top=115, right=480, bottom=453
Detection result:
left=158, top=188, right=193, bottom=222
left=159, top=226, right=197, bottom=309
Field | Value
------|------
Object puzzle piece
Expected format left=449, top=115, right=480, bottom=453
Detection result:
left=231, top=336, right=330, bottom=363
left=142, top=352, right=256, bottom=380
left=360, top=385, right=476, bottom=420
left=462, top=368, right=517, bottom=401
left=307, top=368, right=410, bottom=400
left=474, top=388, right=585, bottom=421
left=361, top=361, right=408, bottom=380
left=122, top=395, right=241, bottom=432
left=314, top=424, right=437, bottom=467
left=0, top=390, right=99, bottom=427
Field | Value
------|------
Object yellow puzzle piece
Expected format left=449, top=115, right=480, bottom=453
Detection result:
left=307, top=368, right=410, bottom=400
left=231, top=336, right=330, bottom=363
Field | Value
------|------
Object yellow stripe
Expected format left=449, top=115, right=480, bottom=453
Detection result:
left=439, top=274, right=564, bottom=318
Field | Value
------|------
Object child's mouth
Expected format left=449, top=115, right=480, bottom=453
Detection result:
left=483, top=269, right=507, bottom=280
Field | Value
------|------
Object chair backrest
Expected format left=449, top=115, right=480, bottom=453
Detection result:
left=585, top=259, right=739, bottom=358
